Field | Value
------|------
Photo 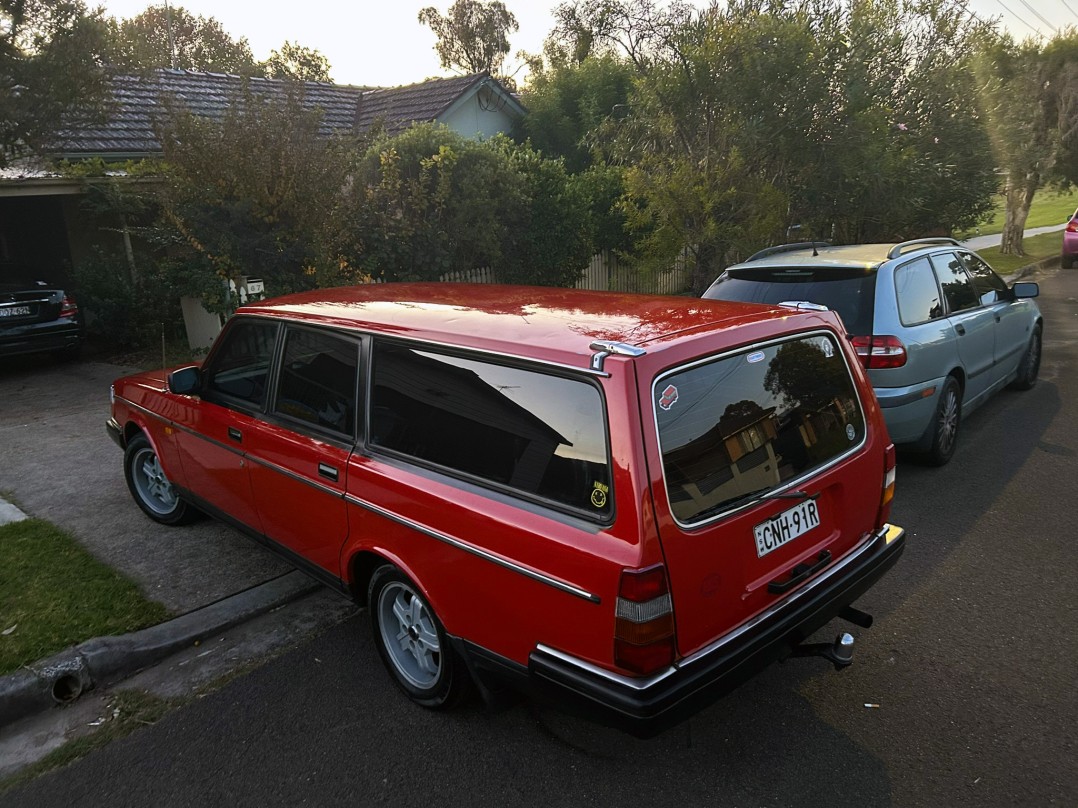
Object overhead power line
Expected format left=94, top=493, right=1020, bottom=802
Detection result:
left=1016, top=0, right=1059, bottom=32
left=994, top=0, right=1046, bottom=34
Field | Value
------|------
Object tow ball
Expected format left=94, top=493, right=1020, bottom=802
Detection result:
left=788, top=606, right=875, bottom=671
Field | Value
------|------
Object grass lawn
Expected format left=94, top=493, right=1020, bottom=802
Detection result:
left=0, top=519, right=169, bottom=676
left=964, top=188, right=1078, bottom=237
left=976, top=231, right=1061, bottom=276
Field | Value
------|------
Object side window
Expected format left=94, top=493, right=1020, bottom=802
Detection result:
left=894, top=257, right=944, bottom=325
left=204, top=319, right=279, bottom=409
left=370, top=342, right=612, bottom=518
left=958, top=252, right=1009, bottom=305
left=929, top=253, right=978, bottom=314
left=273, top=328, right=358, bottom=437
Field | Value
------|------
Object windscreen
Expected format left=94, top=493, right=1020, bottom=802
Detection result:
left=703, top=267, right=877, bottom=335
left=655, top=332, right=866, bottom=525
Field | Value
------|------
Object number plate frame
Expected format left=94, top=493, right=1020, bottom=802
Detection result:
left=753, top=498, right=821, bottom=558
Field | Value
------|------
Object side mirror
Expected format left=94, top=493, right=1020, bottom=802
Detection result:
left=1012, top=282, right=1039, bottom=299
left=168, top=366, right=201, bottom=395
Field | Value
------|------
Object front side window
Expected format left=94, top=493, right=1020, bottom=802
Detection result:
left=370, top=342, right=612, bottom=518
left=930, top=253, right=978, bottom=314
left=958, top=252, right=1009, bottom=305
left=655, top=333, right=866, bottom=526
left=894, top=257, right=944, bottom=326
left=273, top=328, right=359, bottom=437
left=204, top=319, right=279, bottom=409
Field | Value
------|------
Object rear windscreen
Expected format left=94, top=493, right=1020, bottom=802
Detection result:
left=655, top=332, right=866, bottom=526
left=703, top=268, right=877, bottom=335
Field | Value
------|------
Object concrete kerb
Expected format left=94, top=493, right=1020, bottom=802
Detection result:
left=0, top=570, right=319, bottom=729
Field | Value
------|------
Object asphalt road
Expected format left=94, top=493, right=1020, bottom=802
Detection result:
left=4, top=266, right=1076, bottom=807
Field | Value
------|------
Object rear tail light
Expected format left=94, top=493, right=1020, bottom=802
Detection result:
left=877, top=443, right=896, bottom=529
left=615, top=564, right=675, bottom=675
left=59, top=294, right=78, bottom=318
left=851, top=335, right=907, bottom=369
left=1066, top=219, right=1078, bottom=233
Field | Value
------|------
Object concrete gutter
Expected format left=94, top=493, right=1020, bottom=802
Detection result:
left=0, top=570, right=319, bottom=728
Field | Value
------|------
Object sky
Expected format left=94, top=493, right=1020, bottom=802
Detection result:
left=95, top=0, right=1078, bottom=89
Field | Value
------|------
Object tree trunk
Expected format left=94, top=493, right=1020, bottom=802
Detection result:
left=999, top=173, right=1039, bottom=256
left=119, top=210, right=138, bottom=284
left=691, top=241, right=722, bottom=296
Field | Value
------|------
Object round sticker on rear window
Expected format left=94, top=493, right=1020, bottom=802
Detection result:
left=747, top=351, right=765, bottom=364
left=847, top=423, right=856, bottom=441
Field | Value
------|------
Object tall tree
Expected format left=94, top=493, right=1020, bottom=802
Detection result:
left=418, top=0, right=518, bottom=76
left=261, top=41, right=331, bottom=82
left=106, top=4, right=256, bottom=74
left=0, top=0, right=112, bottom=166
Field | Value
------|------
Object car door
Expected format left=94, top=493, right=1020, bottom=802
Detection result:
left=958, top=251, right=1031, bottom=381
left=243, top=325, right=358, bottom=578
left=929, top=252, right=996, bottom=404
left=173, top=317, right=278, bottom=533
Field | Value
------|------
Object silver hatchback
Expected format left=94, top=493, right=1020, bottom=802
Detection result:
left=702, top=238, right=1042, bottom=465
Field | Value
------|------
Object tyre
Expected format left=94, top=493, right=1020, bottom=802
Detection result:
left=1009, top=324, right=1042, bottom=391
left=123, top=433, right=198, bottom=525
left=924, top=376, right=962, bottom=467
left=368, top=564, right=470, bottom=709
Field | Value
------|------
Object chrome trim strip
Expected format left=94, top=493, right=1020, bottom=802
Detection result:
left=245, top=454, right=345, bottom=500
left=677, top=528, right=883, bottom=668
left=344, top=493, right=600, bottom=604
left=535, top=644, right=678, bottom=691
left=239, top=313, right=609, bottom=378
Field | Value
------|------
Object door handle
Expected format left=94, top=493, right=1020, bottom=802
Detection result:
left=318, top=463, right=339, bottom=482
left=227, top=427, right=242, bottom=442
left=955, top=323, right=966, bottom=336
left=768, top=550, right=832, bottom=594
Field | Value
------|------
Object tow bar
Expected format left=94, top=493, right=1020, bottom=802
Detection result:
left=788, top=605, right=875, bottom=670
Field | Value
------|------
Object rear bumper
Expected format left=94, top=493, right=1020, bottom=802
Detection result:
left=465, top=524, right=904, bottom=737
left=0, top=319, right=81, bottom=358
left=874, top=380, right=943, bottom=445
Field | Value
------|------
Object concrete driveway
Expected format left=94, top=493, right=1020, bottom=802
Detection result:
left=0, top=355, right=289, bottom=613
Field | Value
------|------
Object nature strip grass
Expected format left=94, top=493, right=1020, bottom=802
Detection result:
left=976, top=231, right=1062, bottom=276
left=965, top=188, right=1078, bottom=237
left=0, top=519, right=169, bottom=676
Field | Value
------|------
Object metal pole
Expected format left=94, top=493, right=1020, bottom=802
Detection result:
left=164, top=0, right=177, bottom=69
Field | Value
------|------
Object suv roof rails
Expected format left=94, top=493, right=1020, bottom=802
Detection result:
left=746, top=241, right=832, bottom=262
left=887, top=237, right=960, bottom=260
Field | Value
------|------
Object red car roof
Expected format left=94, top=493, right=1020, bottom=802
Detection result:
left=239, top=283, right=822, bottom=368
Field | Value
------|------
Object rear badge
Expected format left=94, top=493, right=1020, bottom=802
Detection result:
left=747, top=351, right=765, bottom=364
left=846, top=424, right=856, bottom=441
left=659, top=384, right=679, bottom=411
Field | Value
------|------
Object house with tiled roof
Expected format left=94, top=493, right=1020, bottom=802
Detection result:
left=0, top=70, right=525, bottom=285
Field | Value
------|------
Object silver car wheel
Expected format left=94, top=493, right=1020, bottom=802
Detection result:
left=131, top=446, right=179, bottom=515
left=937, top=386, right=959, bottom=456
left=376, top=580, right=442, bottom=690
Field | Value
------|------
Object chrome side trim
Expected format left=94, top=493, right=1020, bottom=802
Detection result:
left=343, top=493, right=600, bottom=604
left=245, top=454, right=345, bottom=500
left=534, top=644, right=678, bottom=691
left=677, top=529, right=882, bottom=668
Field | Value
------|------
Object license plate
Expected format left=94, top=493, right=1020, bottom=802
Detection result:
left=754, top=498, right=821, bottom=558
left=0, top=305, right=31, bottom=318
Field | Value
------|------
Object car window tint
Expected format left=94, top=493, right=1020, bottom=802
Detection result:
left=273, top=328, right=358, bottom=437
left=929, top=253, right=978, bottom=314
left=204, top=320, right=278, bottom=408
left=894, top=257, right=944, bottom=325
left=370, top=342, right=612, bottom=518
left=703, top=268, right=877, bottom=335
left=655, top=333, right=865, bottom=525
left=958, top=252, right=1009, bottom=305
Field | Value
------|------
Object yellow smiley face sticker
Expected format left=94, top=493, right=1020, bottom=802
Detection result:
left=591, top=481, right=609, bottom=509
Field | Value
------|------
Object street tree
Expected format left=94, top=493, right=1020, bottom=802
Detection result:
left=418, top=0, right=518, bottom=76
left=106, top=4, right=256, bottom=74
left=261, top=41, right=331, bottom=82
left=0, top=0, right=112, bottom=167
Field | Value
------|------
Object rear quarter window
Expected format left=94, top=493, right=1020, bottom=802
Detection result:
left=369, top=342, right=612, bottom=519
left=655, top=332, right=866, bottom=526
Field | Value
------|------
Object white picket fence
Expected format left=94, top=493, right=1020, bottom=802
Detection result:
left=431, top=251, right=692, bottom=295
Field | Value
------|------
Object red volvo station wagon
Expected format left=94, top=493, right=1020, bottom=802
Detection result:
left=108, top=284, right=905, bottom=736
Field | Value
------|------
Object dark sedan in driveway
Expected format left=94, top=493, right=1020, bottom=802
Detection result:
left=0, top=277, right=83, bottom=359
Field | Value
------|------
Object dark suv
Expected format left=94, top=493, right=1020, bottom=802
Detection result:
left=703, top=238, right=1042, bottom=465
